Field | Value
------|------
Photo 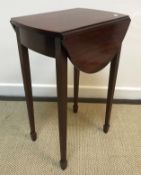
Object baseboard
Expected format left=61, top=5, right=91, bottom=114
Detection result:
left=0, top=83, right=141, bottom=100
left=0, top=96, right=141, bottom=104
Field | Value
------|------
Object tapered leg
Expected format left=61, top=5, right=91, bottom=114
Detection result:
left=73, top=66, right=80, bottom=113
left=55, top=38, right=67, bottom=170
left=103, top=48, right=121, bottom=133
left=16, top=29, right=37, bottom=141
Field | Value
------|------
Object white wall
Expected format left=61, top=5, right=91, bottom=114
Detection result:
left=0, top=0, right=141, bottom=99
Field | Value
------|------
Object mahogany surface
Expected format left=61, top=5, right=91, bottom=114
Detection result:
left=10, top=8, right=127, bottom=34
left=63, top=19, right=129, bottom=73
left=10, top=8, right=130, bottom=170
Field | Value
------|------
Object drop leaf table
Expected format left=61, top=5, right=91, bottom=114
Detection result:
left=10, top=8, right=130, bottom=169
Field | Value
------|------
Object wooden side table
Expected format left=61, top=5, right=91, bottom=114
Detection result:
left=10, top=8, right=130, bottom=169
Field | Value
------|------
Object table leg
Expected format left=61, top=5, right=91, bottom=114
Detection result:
left=73, top=66, right=80, bottom=113
left=55, top=38, right=67, bottom=170
left=103, top=48, right=121, bottom=133
left=16, top=29, right=37, bottom=141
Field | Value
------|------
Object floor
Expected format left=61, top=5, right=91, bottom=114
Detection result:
left=0, top=101, right=141, bottom=175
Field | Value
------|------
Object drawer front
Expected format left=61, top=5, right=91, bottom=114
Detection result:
left=19, top=28, right=55, bottom=58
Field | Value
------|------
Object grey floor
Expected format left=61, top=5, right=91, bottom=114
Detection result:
left=0, top=101, right=141, bottom=175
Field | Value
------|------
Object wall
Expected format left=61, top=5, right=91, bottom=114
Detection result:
left=0, top=0, right=141, bottom=99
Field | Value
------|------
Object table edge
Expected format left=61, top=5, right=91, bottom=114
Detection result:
left=10, top=15, right=130, bottom=38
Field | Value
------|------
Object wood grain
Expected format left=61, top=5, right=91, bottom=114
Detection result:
left=63, top=18, right=130, bottom=73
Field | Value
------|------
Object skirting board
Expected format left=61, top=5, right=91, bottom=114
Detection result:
left=0, top=83, right=141, bottom=100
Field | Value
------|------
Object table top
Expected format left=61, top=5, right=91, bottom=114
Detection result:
left=11, top=8, right=128, bottom=35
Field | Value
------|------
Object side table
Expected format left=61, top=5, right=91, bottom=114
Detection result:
left=10, top=8, right=130, bottom=169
